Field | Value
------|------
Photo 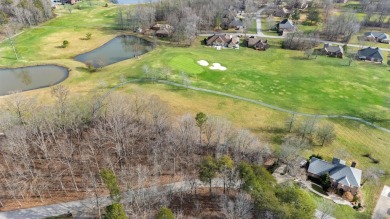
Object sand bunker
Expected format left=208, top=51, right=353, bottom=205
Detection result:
left=209, top=63, right=227, bottom=71
left=197, top=60, right=209, bottom=66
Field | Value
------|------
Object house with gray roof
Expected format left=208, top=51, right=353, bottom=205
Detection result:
left=322, top=43, right=344, bottom=58
left=204, top=34, right=240, bottom=49
left=308, top=157, right=362, bottom=195
left=357, top=47, right=384, bottom=63
left=245, top=36, right=270, bottom=51
left=364, top=32, right=390, bottom=44
left=277, top=19, right=295, bottom=32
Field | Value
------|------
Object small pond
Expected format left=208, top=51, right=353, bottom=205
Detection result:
left=74, top=35, right=154, bottom=67
left=110, top=0, right=157, bottom=4
left=0, top=65, right=69, bottom=96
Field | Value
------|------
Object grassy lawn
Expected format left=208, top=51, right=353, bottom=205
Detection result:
left=132, top=41, right=390, bottom=127
left=0, top=2, right=390, bottom=217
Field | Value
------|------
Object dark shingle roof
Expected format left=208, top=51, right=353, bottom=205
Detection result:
left=364, top=32, right=389, bottom=41
left=358, top=47, right=384, bottom=60
left=279, top=19, right=294, bottom=29
left=206, top=34, right=230, bottom=45
left=308, top=157, right=362, bottom=188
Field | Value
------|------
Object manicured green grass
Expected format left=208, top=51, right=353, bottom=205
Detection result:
left=129, top=41, right=390, bottom=128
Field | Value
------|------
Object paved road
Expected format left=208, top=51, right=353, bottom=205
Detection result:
left=372, top=185, right=390, bottom=219
left=256, top=7, right=267, bottom=36
left=0, top=179, right=227, bottom=219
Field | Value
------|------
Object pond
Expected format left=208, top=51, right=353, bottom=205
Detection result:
left=74, top=35, right=154, bottom=67
left=110, top=0, right=157, bottom=4
left=0, top=65, right=69, bottom=96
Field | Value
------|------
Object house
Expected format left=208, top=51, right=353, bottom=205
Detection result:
left=308, top=157, right=362, bottom=195
left=61, top=0, right=78, bottom=4
left=246, top=36, right=270, bottom=51
left=221, top=17, right=244, bottom=30
left=152, top=24, right=173, bottom=38
left=364, top=32, right=390, bottom=44
left=357, top=47, right=384, bottom=63
left=277, top=19, right=295, bottom=34
left=322, top=43, right=344, bottom=58
left=230, top=18, right=244, bottom=30
left=205, top=34, right=240, bottom=49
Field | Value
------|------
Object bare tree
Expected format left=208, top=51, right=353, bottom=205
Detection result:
left=316, top=123, right=336, bottom=146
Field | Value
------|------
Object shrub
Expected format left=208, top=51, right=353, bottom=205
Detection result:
left=86, top=32, right=92, bottom=40
left=342, top=191, right=354, bottom=202
left=320, top=173, right=331, bottom=191
left=86, top=61, right=97, bottom=73
left=352, top=195, right=359, bottom=202
left=62, top=40, right=69, bottom=48
left=156, top=207, right=175, bottom=219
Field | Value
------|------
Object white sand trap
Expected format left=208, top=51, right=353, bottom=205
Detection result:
left=209, top=63, right=227, bottom=71
left=197, top=60, right=209, bottom=66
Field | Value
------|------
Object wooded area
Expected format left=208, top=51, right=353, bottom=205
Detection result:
left=0, top=86, right=271, bottom=212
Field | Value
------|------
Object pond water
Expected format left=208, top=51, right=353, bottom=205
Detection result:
left=0, top=65, right=69, bottom=96
left=110, top=0, right=157, bottom=5
left=74, top=35, right=154, bottom=67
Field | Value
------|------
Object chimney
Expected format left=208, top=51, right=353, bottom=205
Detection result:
left=351, top=161, right=357, bottom=168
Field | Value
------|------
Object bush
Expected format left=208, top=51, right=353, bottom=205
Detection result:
left=352, top=195, right=359, bottom=202
left=156, top=207, right=175, bottom=219
left=86, top=61, right=97, bottom=73
left=320, top=173, right=331, bottom=191
left=342, top=191, right=354, bottom=202
left=86, top=32, right=92, bottom=40
left=62, top=40, right=69, bottom=48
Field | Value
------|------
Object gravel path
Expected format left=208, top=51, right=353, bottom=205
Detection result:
left=155, top=80, right=390, bottom=133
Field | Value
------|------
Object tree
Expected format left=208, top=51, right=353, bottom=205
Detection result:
left=291, top=8, right=300, bottom=22
left=218, top=155, right=234, bottom=193
left=100, top=169, right=121, bottom=202
left=195, top=112, right=207, bottom=145
left=100, top=169, right=126, bottom=219
left=320, top=173, right=331, bottom=190
left=298, top=117, right=318, bottom=139
left=285, top=113, right=296, bottom=133
left=278, top=136, right=309, bottom=176
left=62, top=40, right=69, bottom=48
left=304, top=48, right=314, bottom=59
left=198, top=155, right=218, bottom=193
left=316, top=123, right=336, bottom=146
left=156, top=207, right=175, bottom=219
left=104, top=203, right=127, bottom=219
left=361, top=167, right=384, bottom=186
left=307, top=7, right=320, bottom=24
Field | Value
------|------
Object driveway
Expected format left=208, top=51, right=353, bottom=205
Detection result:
left=372, top=185, right=390, bottom=219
